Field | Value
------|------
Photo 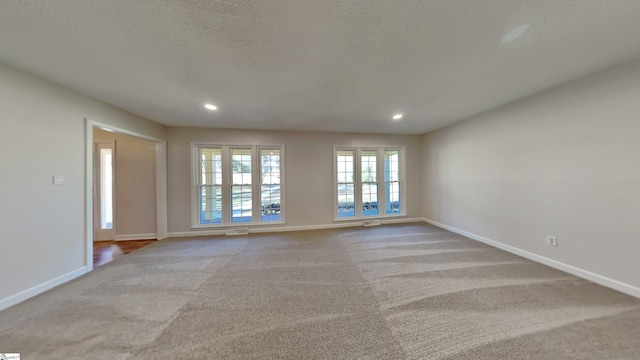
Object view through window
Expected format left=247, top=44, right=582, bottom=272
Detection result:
left=335, top=146, right=404, bottom=219
left=194, top=144, right=284, bottom=227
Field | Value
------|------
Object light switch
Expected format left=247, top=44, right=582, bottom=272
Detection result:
left=53, top=175, right=65, bottom=185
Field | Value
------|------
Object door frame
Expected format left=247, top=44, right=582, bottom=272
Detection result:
left=85, top=119, right=168, bottom=272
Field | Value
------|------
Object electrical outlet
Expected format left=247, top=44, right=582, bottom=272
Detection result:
left=546, top=235, right=558, bottom=247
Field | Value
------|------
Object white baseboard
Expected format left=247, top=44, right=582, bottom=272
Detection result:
left=0, top=267, right=87, bottom=311
left=114, top=233, right=157, bottom=241
left=423, top=218, right=640, bottom=299
left=168, top=218, right=424, bottom=238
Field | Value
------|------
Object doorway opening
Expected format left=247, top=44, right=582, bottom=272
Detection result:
left=85, top=119, right=167, bottom=271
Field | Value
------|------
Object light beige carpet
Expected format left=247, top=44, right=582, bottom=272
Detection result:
left=1, top=223, right=639, bottom=359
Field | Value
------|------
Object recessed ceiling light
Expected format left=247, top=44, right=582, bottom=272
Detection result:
left=501, top=24, right=530, bottom=44
left=204, top=103, right=218, bottom=111
left=392, top=113, right=403, bottom=120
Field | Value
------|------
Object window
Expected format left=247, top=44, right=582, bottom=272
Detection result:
left=337, top=150, right=356, bottom=217
left=260, top=148, right=281, bottom=222
left=199, top=147, right=223, bottom=225
left=361, top=150, right=378, bottom=216
left=334, top=146, right=405, bottom=220
left=384, top=149, right=401, bottom=215
left=193, top=144, right=285, bottom=227
left=231, top=148, right=252, bottom=223
left=99, top=147, right=114, bottom=229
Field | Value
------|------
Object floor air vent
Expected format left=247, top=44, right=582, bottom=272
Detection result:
left=226, top=228, right=249, bottom=236
left=363, top=219, right=381, bottom=227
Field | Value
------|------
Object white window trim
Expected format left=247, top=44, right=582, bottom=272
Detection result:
left=191, top=143, right=286, bottom=229
left=333, top=145, right=406, bottom=222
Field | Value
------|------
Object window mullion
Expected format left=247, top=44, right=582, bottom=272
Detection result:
left=193, top=146, right=200, bottom=228
left=355, top=148, right=362, bottom=218
left=221, top=146, right=231, bottom=225
left=252, top=146, right=260, bottom=224
left=377, top=148, right=386, bottom=215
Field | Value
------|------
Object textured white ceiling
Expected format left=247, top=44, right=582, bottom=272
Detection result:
left=2, top=1, right=640, bottom=134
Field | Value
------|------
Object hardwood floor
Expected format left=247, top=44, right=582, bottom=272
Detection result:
left=93, top=239, right=156, bottom=267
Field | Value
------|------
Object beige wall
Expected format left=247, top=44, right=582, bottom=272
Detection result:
left=94, top=129, right=157, bottom=238
left=422, top=58, right=640, bottom=289
left=167, top=128, right=422, bottom=233
left=0, top=60, right=165, bottom=308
